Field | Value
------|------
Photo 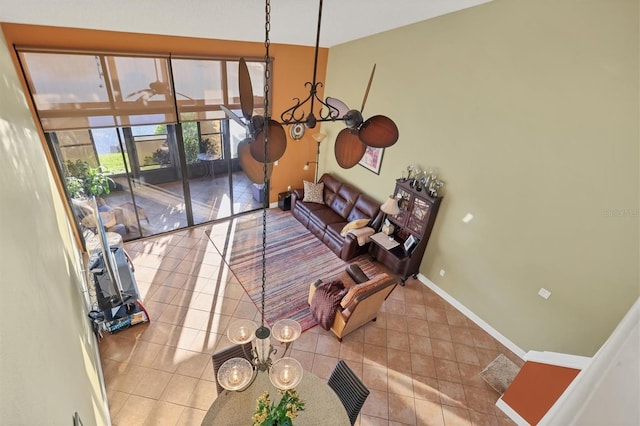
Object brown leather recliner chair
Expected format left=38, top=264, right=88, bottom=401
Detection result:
left=308, top=266, right=397, bottom=341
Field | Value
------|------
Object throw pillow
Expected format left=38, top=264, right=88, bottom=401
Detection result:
left=302, top=180, right=325, bottom=204
left=340, top=218, right=371, bottom=237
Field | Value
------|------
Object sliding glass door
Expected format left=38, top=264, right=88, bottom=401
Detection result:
left=19, top=49, right=267, bottom=243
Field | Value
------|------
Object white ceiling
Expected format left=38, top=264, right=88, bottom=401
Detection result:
left=1, top=0, right=492, bottom=47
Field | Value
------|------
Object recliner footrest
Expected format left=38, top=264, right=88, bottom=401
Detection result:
left=346, top=264, right=369, bottom=284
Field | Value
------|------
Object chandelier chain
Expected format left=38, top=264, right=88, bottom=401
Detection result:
left=260, top=0, right=272, bottom=330
left=278, top=0, right=340, bottom=127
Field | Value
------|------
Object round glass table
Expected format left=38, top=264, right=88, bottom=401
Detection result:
left=201, top=370, right=350, bottom=425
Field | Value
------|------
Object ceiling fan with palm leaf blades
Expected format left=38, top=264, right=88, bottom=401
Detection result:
left=125, top=58, right=192, bottom=103
left=222, top=0, right=399, bottom=181
left=277, top=0, right=399, bottom=169
left=329, top=64, right=399, bottom=168
left=221, top=58, right=287, bottom=184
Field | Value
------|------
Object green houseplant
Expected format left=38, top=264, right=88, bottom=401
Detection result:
left=65, top=160, right=113, bottom=199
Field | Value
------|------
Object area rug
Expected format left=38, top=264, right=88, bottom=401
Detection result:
left=479, top=353, right=521, bottom=394
left=206, top=209, right=378, bottom=331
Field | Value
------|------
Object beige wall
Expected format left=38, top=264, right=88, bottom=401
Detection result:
left=321, top=0, right=639, bottom=356
left=0, top=32, right=108, bottom=425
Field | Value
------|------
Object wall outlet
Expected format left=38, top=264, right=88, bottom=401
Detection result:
left=538, top=288, right=551, bottom=299
left=439, top=269, right=446, bottom=277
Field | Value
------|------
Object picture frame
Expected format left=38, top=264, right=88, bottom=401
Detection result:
left=403, top=234, right=419, bottom=254
left=358, top=146, right=385, bottom=175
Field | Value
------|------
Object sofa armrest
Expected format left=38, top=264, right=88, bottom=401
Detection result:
left=291, top=188, right=303, bottom=210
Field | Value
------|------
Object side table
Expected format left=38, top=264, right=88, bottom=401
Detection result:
left=278, top=191, right=292, bottom=211
left=197, top=153, right=220, bottom=177
left=368, top=232, right=412, bottom=285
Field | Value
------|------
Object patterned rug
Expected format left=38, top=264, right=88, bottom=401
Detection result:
left=207, top=209, right=378, bottom=331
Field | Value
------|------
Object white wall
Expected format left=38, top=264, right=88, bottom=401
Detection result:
left=541, top=298, right=639, bottom=425
left=0, top=32, right=109, bottom=425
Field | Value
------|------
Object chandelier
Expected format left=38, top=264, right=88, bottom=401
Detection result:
left=279, top=0, right=338, bottom=131
left=216, top=0, right=304, bottom=393
left=278, top=0, right=399, bottom=166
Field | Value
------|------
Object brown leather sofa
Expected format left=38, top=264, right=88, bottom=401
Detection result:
left=291, top=173, right=383, bottom=260
left=308, top=268, right=397, bottom=341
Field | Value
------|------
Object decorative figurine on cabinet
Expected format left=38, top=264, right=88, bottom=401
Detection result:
left=428, top=179, right=444, bottom=197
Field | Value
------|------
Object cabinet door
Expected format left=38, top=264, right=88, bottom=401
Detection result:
left=406, top=196, right=430, bottom=235
left=391, top=187, right=411, bottom=227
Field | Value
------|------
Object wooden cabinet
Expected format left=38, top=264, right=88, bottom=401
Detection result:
left=369, top=180, right=442, bottom=284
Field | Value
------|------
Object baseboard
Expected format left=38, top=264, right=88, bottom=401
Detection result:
left=525, top=351, right=591, bottom=370
left=416, top=273, right=527, bottom=360
left=496, top=397, right=529, bottom=426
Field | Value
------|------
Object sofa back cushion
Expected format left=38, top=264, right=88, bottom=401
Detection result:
left=347, top=194, right=380, bottom=224
left=319, top=174, right=342, bottom=206
left=317, top=173, right=383, bottom=228
left=328, top=182, right=359, bottom=218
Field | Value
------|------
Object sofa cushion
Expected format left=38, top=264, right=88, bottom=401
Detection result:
left=322, top=224, right=349, bottom=257
left=303, top=180, right=325, bottom=204
left=328, top=182, right=360, bottom=219
left=310, top=208, right=345, bottom=229
left=294, top=199, right=326, bottom=217
left=347, top=194, right=381, bottom=223
left=325, top=222, right=347, bottom=240
left=320, top=174, right=343, bottom=205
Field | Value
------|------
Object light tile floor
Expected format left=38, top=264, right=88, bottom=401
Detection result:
left=102, top=171, right=262, bottom=239
left=99, top=216, right=522, bottom=425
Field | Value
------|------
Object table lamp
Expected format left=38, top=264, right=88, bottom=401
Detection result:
left=380, top=196, right=400, bottom=235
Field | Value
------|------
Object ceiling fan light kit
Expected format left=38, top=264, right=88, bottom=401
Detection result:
left=290, top=123, right=306, bottom=141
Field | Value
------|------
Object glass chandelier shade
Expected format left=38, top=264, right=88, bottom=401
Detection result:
left=269, top=357, right=303, bottom=390
left=216, top=357, right=254, bottom=391
left=312, top=132, right=327, bottom=143
left=227, top=319, right=257, bottom=344
left=272, top=319, right=302, bottom=343
left=220, top=319, right=303, bottom=391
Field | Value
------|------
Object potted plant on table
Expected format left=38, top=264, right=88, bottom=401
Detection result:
left=252, top=389, right=305, bottom=426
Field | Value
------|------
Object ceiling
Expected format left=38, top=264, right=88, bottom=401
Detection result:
left=1, top=0, right=492, bottom=47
